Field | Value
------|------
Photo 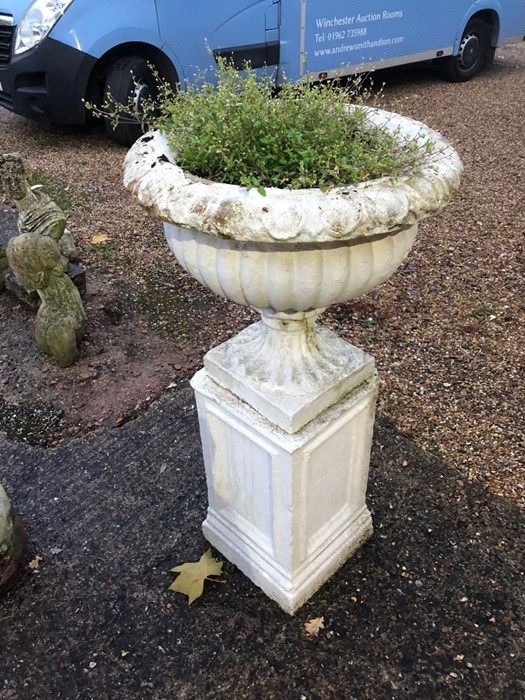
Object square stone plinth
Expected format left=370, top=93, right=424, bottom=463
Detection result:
left=204, top=322, right=375, bottom=434
left=191, top=367, right=378, bottom=615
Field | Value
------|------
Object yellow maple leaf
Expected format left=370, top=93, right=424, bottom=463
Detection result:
left=91, top=233, right=110, bottom=244
left=304, top=616, right=325, bottom=636
left=169, top=549, right=224, bottom=605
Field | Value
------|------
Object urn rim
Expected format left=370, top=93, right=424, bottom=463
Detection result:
left=123, top=106, right=462, bottom=245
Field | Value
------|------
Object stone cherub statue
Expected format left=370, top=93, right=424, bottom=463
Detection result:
left=0, top=153, right=86, bottom=367
left=0, top=152, right=78, bottom=262
left=7, top=231, right=87, bottom=367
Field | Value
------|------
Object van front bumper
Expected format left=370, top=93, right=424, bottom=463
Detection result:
left=0, top=37, right=97, bottom=125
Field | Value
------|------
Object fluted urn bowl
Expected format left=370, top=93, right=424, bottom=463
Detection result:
left=124, top=107, right=461, bottom=310
left=123, top=107, right=462, bottom=429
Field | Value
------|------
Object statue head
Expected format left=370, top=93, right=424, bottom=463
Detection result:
left=0, top=153, right=67, bottom=242
left=18, top=191, right=66, bottom=242
left=6, top=232, right=63, bottom=291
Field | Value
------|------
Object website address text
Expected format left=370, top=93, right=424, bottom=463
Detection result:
left=313, top=36, right=404, bottom=57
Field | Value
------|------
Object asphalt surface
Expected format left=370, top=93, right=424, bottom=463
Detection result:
left=0, top=375, right=524, bottom=698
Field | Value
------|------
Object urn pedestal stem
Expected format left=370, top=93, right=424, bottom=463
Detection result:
left=193, top=305, right=380, bottom=614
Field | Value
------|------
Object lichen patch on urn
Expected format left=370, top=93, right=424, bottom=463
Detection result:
left=202, top=199, right=245, bottom=238
left=0, top=486, right=15, bottom=564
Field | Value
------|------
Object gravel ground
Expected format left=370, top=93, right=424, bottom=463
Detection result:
left=0, top=46, right=524, bottom=509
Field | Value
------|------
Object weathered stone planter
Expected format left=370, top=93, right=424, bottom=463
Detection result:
left=124, top=107, right=462, bottom=613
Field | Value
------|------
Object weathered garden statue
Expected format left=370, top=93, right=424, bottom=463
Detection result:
left=0, top=153, right=86, bottom=367
left=7, top=230, right=87, bottom=367
left=0, top=482, right=26, bottom=596
left=0, top=152, right=78, bottom=263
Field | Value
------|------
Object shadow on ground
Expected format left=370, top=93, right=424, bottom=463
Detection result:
left=0, top=385, right=523, bottom=699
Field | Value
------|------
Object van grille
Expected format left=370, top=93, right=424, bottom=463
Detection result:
left=0, top=21, right=14, bottom=65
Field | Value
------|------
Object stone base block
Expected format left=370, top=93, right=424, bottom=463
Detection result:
left=191, top=366, right=378, bottom=614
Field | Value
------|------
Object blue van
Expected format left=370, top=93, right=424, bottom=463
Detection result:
left=0, top=1, right=524, bottom=145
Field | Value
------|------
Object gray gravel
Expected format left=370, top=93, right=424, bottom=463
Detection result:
left=0, top=45, right=524, bottom=509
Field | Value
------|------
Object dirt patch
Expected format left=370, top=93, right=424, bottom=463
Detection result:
left=0, top=203, right=239, bottom=445
left=0, top=265, right=204, bottom=445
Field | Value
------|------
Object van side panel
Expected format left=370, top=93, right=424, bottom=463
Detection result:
left=494, top=0, right=525, bottom=41
left=1, top=0, right=523, bottom=131
left=281, top=0, right=523, bottom=80
left=297, top=1, right=469, bottom=78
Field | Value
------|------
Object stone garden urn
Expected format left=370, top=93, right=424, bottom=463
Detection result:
left=124, top=107, right=462, bottom=613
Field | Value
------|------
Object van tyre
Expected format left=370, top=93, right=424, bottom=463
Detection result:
left=104, top=56, right=158, bottom=146
left=438, top=19, right=492, bottom=82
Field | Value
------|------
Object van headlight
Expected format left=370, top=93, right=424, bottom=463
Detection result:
left=14, top=0, right=74, bottom=55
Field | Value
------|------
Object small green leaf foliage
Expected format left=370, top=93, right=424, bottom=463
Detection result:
left=159, top=461, right=168, bottom=475
left=84, top=64, right=170, bottom=133
left=169, top=549, right=224, bottom=605
left=160, top=59, right=428, bottom=191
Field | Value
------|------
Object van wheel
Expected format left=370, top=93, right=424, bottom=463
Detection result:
left=103, top=56, right=159, bottom=146
left=438, top=19, right=491, bottom=82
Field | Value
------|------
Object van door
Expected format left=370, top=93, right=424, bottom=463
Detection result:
left=155, top=0, right=280, bottom=81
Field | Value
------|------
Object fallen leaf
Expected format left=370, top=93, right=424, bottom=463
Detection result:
left=304, top=616, right=325, bottom=636
left=169, top=549, right=224, bottom=605
left=159, top=462, right=169, bottom=475
left=91, top=233, right=110, bottom=244
left=120, top=650, right=130, bottom=658
left=28, top=555, right=43, bottom=570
